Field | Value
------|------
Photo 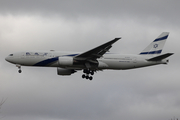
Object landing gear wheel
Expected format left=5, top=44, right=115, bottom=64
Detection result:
left=82, top=69, right=95, bottom=80
left=82, top=74, right=86, bottom=78
left=18, top=70, right=22, bottom=73
left=86, top=75, right=89, bottom=79
left=89, top=76, right=93, bottom=80
left=16, top=64, right=22, bottom=73
left=83, top=69, right=88, bottom=74
left=90, top=71, right=94, bottom=75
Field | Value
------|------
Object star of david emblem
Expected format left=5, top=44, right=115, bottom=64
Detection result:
left=154, top=44, right=158, bottom=48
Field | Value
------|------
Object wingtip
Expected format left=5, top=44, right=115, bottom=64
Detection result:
left=114, top=37, right=121, bottom=40
left=169, top=53, right=174, bottom=55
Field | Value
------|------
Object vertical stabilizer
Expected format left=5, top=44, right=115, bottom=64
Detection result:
left=139, top=32, right=169, bottom=56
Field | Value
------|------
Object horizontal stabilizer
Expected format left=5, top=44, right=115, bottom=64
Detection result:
left=147, top=53, right=174, bottom=61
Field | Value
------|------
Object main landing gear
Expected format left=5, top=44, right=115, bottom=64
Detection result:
left=82, top=69, right=94, bottom=80
left=16, top=64, right=22, bottom=73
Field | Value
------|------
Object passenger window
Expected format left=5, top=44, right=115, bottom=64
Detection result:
left=26, top=52, right=31, bottom=56
left=35, top=53, right=39, bottom=56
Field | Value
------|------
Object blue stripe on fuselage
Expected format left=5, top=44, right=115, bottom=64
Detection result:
left=34, top=57, right=58, bottom=66
left=33, top=54, right=79, bottom=66
left=153, top=35, right=168, bottom=42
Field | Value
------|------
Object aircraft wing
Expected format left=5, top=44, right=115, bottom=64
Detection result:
left=74, top=38, right=121, bottom=61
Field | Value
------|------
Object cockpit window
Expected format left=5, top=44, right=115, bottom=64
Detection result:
left=9, top=54, right=13, bottom=56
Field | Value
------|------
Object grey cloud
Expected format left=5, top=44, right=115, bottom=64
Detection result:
left=0, top=0, right=180, bottom=22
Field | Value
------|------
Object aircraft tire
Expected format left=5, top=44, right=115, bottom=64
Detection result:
left=89, top=76, right=93, bottom=80
left=90, top=71, right=94, bottom=75
left=86, top=76, right=89, bottom=79
left=18, top=70, right=22, bottom=73
left=82, top=74, right=86, bottom=78
left=83, top=69, right=86, bottom=73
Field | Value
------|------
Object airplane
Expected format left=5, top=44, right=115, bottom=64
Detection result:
left=5, top=32, right=173, bottom=80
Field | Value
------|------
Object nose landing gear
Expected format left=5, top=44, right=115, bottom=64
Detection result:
left=18, top=69, right=22, bottom=73
left=16, top=64, right=22, bottom=73
left=82, top=69, right=94, bottom=80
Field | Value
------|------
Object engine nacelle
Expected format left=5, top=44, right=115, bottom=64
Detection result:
left=58, top=57, right=73, bottom=66
left=57, top=67, right=76, bottom=76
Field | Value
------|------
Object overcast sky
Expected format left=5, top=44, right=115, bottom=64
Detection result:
left=0, top=0, right=180, bottom=120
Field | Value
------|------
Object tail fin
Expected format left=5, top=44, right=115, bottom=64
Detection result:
left=140, top=32, right=169, bottom=55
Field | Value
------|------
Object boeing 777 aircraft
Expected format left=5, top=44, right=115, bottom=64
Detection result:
left=5, top=32, right=173, bottom=80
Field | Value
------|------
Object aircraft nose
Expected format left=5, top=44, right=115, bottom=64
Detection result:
left=5, top=56, right=10, bottom=62
left=5, top=56, right=14, bottom=63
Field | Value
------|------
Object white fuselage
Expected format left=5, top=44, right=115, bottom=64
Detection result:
left=5, top=32, right=172, bottom=80
left=5, top=51, right=167, bottom=70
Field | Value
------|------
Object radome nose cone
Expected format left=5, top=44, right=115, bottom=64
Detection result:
left=5, top=57, right=8, bottom=61
left=5, top=56, right=10, bottom=62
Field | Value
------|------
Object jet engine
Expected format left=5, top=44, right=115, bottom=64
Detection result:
left=58, top=57, right=74, bottom=66
left=57, top=67, right=76, bottom=75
